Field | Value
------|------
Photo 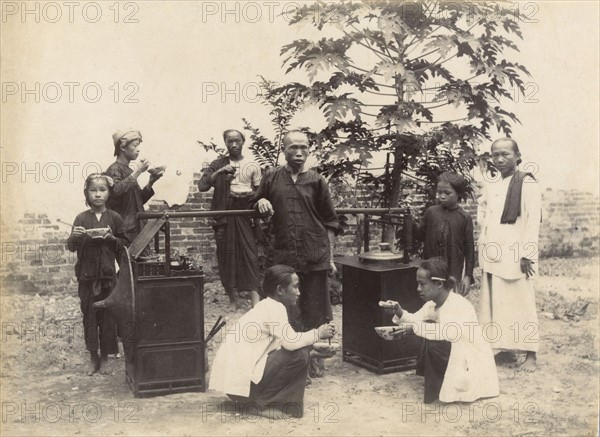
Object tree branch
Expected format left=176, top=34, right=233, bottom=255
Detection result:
left=403, top=5, right=438, bottom=52
left=345, top=26, right=394, bottom=61
left=412, top=53, right=457, bottom=74
left=348, top=63, right=384, bottom=76
left=416, top=117, right=469, bottom=123
left=407, top=48, right=440, bottom=63
left=363, top=89, right=399, bottom=97
left=418, top=73, right=483, bottom=91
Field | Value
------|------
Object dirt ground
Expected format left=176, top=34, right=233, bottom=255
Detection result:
left=1, top=257, right=598, bottom=436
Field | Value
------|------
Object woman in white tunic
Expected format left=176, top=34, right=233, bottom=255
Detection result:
left=383, top=257, right=499, bottom=403
left=209, top=265, right=335, bottom=419
left=478, top=138, right=542, bottom=371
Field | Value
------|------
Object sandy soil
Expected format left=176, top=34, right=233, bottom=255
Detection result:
left=1, top=257, right=598, bottom=436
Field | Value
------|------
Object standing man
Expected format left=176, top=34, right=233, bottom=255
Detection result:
left=105, top=129, right=163, bottom=243
left=255, top=130, right=339, bottom=333
left=199, top=129, right=262, bottom=309
left=478, top=138, right=541, bottom=372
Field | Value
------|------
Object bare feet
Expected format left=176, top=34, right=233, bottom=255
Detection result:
left=519, top=352, right=537, bottom=372
left=249, top=290, right=261, bottom=307
left=309, top=355, right=325, bottom=378
left=98, top=356, right=110, bottom=375
left=87, top=353, right=99, bottom=376
left=227, top=292, right=240, bottom=311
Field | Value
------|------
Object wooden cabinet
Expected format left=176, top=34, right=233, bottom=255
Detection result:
left=97, top=216, right=207, bottom=397
left=336, top=256, right=424, bottom=374
left=125, top=269, right=205, bottom=397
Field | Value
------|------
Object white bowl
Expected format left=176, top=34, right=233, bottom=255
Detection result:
left=85, top=227, right=110, bottom=238
left=374, top=325, right=411, bottom=341
left=148, top=165, right=166, bottom=176
left=313, top=341, right=340, bottom=355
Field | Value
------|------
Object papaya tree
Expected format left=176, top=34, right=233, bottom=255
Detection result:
left=266, top=0, right=530, bottom=242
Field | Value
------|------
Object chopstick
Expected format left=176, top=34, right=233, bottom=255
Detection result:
left=205, top=319, right=226, bottom=344
left=205, top=316, right=223, bottom=343
left=56, top=219, right=75, bottom=229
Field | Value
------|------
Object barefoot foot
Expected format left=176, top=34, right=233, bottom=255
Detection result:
left=98, top=356, right=110, bottom=375
left=87, top=353, right=99, bottom=376
left=309, top=355, right=325, bottom=378
left=518, top=352, right=537, bottom=372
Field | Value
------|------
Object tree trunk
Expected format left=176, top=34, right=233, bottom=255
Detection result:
left=383, top=145, right=404, bottom=244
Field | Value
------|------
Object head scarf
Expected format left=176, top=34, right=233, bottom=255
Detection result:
left=112, top=129, right=142, bottom=156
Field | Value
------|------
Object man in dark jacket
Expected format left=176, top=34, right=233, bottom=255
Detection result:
left=255, top=130, right=339, bottom=332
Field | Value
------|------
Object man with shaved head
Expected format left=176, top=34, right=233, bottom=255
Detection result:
left=255, top=131, right=339, bottom=339
left=478, top=137, right=541, bottom=372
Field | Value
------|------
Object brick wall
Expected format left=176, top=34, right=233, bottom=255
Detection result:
left=2, top=175, right=598, bottom=295
left=1, top=213, right=77, bottom=294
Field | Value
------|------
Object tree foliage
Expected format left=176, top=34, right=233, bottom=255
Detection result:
left=266, top=0, right=530, bottom=219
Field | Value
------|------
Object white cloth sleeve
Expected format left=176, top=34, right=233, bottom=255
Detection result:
left=266, top=305, right=317, bottom=350
left=521, top=177, right=542, bottom=263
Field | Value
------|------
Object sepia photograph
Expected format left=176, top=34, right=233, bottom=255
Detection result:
left=1, top=1, right=599, bottom=435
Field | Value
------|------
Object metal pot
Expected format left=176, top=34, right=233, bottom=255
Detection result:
left=358, top=243, right=404, bottom=265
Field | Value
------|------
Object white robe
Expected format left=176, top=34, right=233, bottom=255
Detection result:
left=209, top=298, right=317, bottom=398
left=394, top=293, right=500, bottom=403
left=477, top=174, right=541, bottom=352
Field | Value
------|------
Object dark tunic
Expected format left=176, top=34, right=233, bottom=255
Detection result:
left=67, top=209, right=129, bottom=354
left=105, top=161, right=154, bottom=241
left=254, top=166, right=339, bottom=330
left=199, top=157, right=260, bottom=290
left=253, top=166, right=339, bottom=272
left=416, top=205, right=475, bottom=282
left=67, top=210, right=129, bottom=281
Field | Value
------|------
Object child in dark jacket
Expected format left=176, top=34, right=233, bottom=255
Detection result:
left=67, top=174, right=129, bottom=375
left=414, top=172, right=475, bottom=295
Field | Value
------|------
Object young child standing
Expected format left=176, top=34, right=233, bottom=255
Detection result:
left=67, top=174, right=129, bottom=375
left=382, top=257, right=499, bottom=404
left=415, top=171, right=474, bottom=295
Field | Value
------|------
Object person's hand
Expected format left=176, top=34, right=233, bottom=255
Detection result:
left=104, top=229, right=116, bottom=241
left=328, top=261, right=337, bottom=276
left=520, top=257, right=535, bottom=278
left=220, top=164, right=236, bottom=182
left=317, top=322, right=335, bottom=340
left=220, top=164, right=236, bottom=174
left=459, top=276, right=471, bottom=296
left=138, top=158, right=150, bottom=173
left=148, top=166, right=166, bottom=184
left=380, top=300, right=402, bottom=317
left=149, top=171, right=164, bottom=184
left=257, top=198, right=274, bottom=215
left=392, top=323, right=414, bottom=337
left=72, top=226, right=86, bottom=238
